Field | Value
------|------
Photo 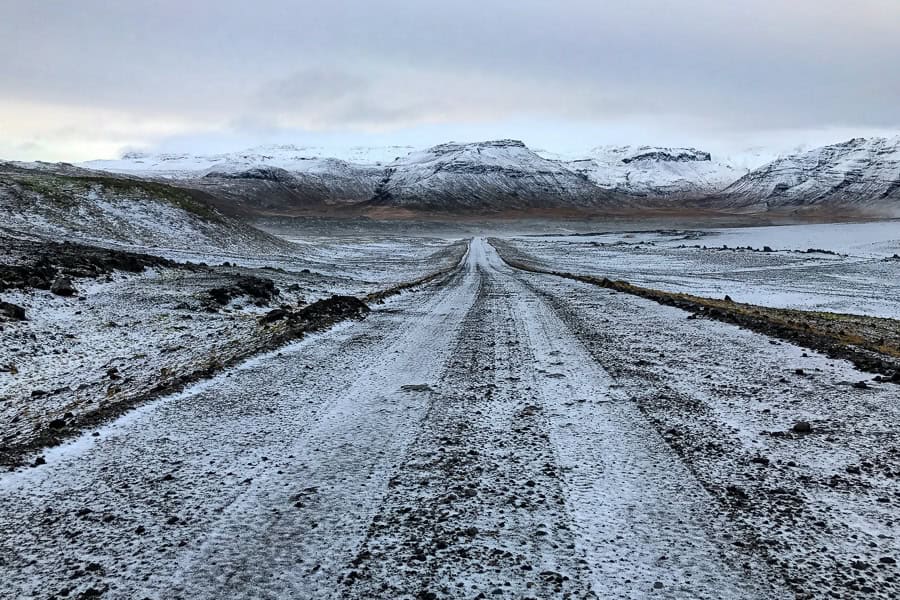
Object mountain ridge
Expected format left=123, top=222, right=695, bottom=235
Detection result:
left=14, top=135, right=900, bottom=217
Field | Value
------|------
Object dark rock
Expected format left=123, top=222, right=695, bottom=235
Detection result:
left=206, top=286, right=233, bottom=305
left=206, top=275, right=278, bottom=307
left=879, top=556, right=896, bottom=564
left=48, top=418, right=67, bottom=429
left=260, top=308, right=290, bottom=324
left=237, top=276, right=277, bottom=300
left=852, top=381, right=869, bottom=390
left=726, top=485, right=748, bottom=500
left=0, top=300, right=26, bottom=320
left=401, top=384, right=433, bottom=392
left=33, top=456, right=46, bottom=467
left=51, top=277, right=77, bottom=296
left=792, top=421, right=812, bottom=434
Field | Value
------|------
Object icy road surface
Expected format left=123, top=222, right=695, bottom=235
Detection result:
left=1, top=239, right=897, bottom=599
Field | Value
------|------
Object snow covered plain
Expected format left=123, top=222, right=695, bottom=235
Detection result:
left=506, top=221, right=900, bottom=318
left=1, top=237, right=898, bottom=599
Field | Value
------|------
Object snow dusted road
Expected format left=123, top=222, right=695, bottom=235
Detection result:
left=2, top=239, right=897, bottom=599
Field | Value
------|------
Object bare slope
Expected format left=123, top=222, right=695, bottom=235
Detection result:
left=0, top=162, right=293, bottom=253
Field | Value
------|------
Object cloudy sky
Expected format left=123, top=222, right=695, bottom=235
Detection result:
left=2, top=0, right=899, bottom=162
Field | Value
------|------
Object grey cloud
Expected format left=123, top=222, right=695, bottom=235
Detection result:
left=258, top=68, right=369, bottom=111
left=1, top=0, right=899, bottom=158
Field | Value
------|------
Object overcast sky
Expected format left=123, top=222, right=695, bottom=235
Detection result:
left=2, top=0, right=899, bottom=162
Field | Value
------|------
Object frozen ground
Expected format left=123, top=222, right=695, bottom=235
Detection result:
left=0, top=234, right=465, bottom=459
left=506, top=221, right=900, bottom=318
left=1, top=239, right=897, bottom=599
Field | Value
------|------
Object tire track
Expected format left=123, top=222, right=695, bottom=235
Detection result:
left=340, top=260, right=595, bottom=599
left=489, top=255, right=785, bottom=599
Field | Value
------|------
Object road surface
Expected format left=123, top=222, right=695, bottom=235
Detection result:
left=2, top=239, right=897, bottom=599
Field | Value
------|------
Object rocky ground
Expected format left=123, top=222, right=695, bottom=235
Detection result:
left=0, top=231, right=466, bottom=466
left=0, top=238, right=896, bottom=599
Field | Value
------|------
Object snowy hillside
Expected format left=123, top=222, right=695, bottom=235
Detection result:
left=0, top=162, right=292, bottom=252
left=719, top=137, right=900, bottom=213
left=83, top=145, right=403, bottom=212
left=82, top=144, right=413, bottom=178
left=370, top=140, right=614, bottom=210
left=561, top=146, right=741, bottom=198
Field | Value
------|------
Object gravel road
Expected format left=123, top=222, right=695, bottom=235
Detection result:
left=2, top=239, right=897, bottom=599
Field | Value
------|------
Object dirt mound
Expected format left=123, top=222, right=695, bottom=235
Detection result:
left=0, top=236, right=178, bottom=293
left=205, top=276, right=279, bottom=307
left=258, top=295, right=369, bottom=329
left=295, top=295, right=370, bottom=325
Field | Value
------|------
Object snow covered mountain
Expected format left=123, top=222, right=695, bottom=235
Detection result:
left=82, top=144, right=413, bottom=177
left=82, top=141, right=736, bottom=212
left=72, top=137, right=900, bottom=216
left=369, top=140, right=615, bottom=211
left=84, top=145, right=395, bottom=215
left=718, top=137, right=900, bottom=214
left=560, top=146, right=742, bottom=199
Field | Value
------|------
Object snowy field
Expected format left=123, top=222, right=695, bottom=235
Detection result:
left=507, top=220, right=900, bottom=318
